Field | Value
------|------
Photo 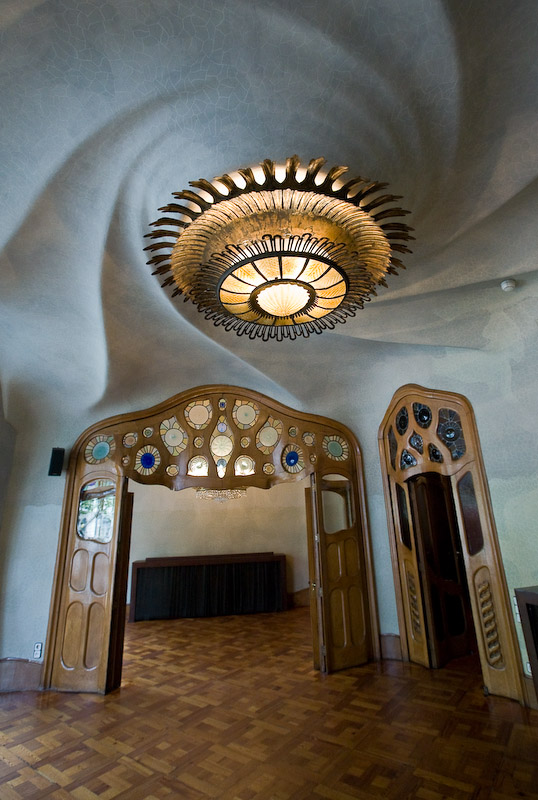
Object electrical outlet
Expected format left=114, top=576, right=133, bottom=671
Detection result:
left=33, top=642, right=42, bottom=660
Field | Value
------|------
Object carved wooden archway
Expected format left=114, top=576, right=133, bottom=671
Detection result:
left=44, top=385, right=379, bottom=693
left=378, top=384, right=525, bottom=703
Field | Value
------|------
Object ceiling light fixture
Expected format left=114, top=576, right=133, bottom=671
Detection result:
left=196, top=488, right=246, bottom=502
left=146, top=156, right=414, bottom=340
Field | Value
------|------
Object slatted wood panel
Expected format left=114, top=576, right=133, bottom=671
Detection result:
left=2, top=608, right=537, bottom=799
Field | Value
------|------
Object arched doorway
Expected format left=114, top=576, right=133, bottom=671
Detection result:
left=378, top=384, right=525, bottom=703
left=43, top=385, right=379, bottom=693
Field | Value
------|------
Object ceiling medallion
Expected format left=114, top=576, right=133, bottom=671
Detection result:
left=146, top=156, right=414, bottom=340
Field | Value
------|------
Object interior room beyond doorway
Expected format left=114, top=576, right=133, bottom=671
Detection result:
left=127, top=477, right=311, bottom=614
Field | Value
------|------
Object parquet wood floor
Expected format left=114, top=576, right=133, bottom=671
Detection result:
left=1, top=608, right=537, bottom=799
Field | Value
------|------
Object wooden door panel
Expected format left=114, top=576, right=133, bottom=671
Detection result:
left=50, top=473, right=119, bottom=693
left=305, top=486, right=321, bottom=670
left=106, top=488, right=134, bottom=693
left=315, top=475, right=369, bottom=672
left=452, top=467, right=524, bottom=700
left=390, top=481, right=430, bottom=667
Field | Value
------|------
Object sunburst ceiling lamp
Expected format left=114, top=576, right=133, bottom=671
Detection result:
left=145, top=156, right=414, bottom=341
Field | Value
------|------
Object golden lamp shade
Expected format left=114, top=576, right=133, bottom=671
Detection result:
left=145, top=156, right=414, bottom=341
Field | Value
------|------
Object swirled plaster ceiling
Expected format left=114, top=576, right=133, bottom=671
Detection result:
left=1, top=0, right=537, bottom=429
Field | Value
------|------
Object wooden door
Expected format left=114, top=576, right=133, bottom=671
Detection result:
left=388, top=479, right=430, bottom=667
left=312, top=473, right=369, bottom=672
left=50, top=472, right=121, bottom=693
left=305, top=485, right=321, bottom=670
left=408, top=473, right=477, bottom=667
left=106, top=485, right=134, bottom=692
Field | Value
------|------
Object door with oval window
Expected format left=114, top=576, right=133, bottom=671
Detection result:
left=50, top=474, right=124, bottom=692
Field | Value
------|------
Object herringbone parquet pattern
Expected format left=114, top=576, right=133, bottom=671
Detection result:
left=1, top=608, right=537, bottom=799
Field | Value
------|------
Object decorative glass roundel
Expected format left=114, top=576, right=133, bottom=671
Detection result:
left=134, top=445, right=161, bottom=476
left=123, top=432, right=137, bottom=448
left=263, top=463, right=275, bottom=475
left=400, top=449, right=417, bottom=469
left=194, top=436, right=204, bottom=448
left=184, top=399, right=213, bottom=429
left=160, top=416, right=188, bottom=456
left=409, top=432, right=423, bottom=454
left=413, top=403, right=432, bottom=429
left=437, top=408, right=466, bottom=460
left=85, top=435, right=116, bottom=465
left=282, top=444, right=305, bottom=474
left=322, top=435, right=349, bottom=461
left=235, top=456, right=255, bottom=476
left=395, top=407, right=408, bottom=436
left=210, top=435, right=234, bottom=457
left=302, top=431, right=315, bottom=447
left=232, top=400, right=260, bottom=429
left=143, top=426, right=154, bottom=438
left=256, top=417, right=283, bottom=454
left=240, top=436, right=250, bottom=448
left=166, top=464, right=179, bottom=477
left=187, top=455, right=209, bottom=476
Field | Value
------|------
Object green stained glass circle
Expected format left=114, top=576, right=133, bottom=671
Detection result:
left=322, top=434, right=349, bottom=461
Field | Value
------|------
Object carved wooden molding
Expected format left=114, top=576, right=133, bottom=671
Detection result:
left=378, top=384, right=525, bottom=704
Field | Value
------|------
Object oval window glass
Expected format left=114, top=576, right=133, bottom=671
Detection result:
left=76, top=479, right=115, bottom=543
left=321, top=474, right=354, bottom=534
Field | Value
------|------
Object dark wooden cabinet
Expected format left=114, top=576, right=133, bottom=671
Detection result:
left=129, top=552, right=287, bottom=622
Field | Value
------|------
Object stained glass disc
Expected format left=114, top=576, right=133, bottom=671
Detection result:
left=211, top=435, right=233, bottom=457
left=134, top=445, right=161, bottom=476
left=282, top=444, right=304, bottom=474
left=84, top=435, right=116, bottom=465
left=259, top=426, right=278, bottom=447
left=93, top=441, right=110, bottom=461
left=187, top=456, right=209, bottom=476
left=185, top=400, right=213, bottom=429
left=232, top=400, right=259, bottom=429
left=123, top=433, right=137, bottom=448
left=322, top=435, right=349, bottom=461
left=235, top=456, right=255, bottom=476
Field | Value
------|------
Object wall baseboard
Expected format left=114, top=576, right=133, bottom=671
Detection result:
left=380, top=634, right=402, bottom=661
left=0, top=658, right=42, bottom=692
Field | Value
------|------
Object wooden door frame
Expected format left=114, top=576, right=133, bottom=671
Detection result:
left=378, top=384, right=526, bottom=704
left=43, top=384, right=380, bottom=693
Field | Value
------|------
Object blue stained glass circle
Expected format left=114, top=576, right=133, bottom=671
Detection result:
left=285, top=450, right=299, bottom=467
left=92, top=441, right=110, bottom=461
left=140, top=452, right=155, bottom=469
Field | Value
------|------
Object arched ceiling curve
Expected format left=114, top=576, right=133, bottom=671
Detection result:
left=1, top=0, right=537, bottom=428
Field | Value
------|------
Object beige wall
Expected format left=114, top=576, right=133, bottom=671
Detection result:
left=128, top=478, right=311, bottom=598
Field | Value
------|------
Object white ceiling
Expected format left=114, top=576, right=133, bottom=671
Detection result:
left=1, top=0, right=537, bottom=428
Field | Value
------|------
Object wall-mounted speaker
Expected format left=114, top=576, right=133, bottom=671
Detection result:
left=48, top=448, right=65, bottom=476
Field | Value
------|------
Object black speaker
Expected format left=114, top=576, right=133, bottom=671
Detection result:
left=48, top=447, right=65, bottom=476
